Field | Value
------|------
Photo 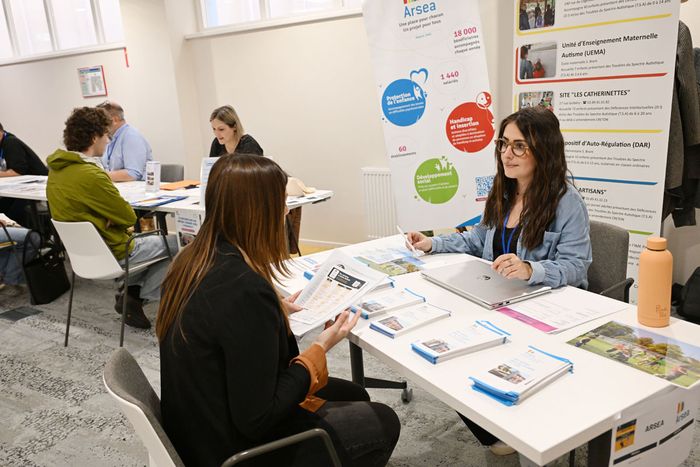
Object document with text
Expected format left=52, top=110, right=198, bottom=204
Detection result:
left=290, top=250, right=387, bottom=337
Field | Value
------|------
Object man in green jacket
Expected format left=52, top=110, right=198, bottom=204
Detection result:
left=47, top=107, right=176, bottom=329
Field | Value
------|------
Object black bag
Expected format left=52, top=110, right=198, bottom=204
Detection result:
left=21, top=231, right=70, bottom=305
left=674, top=267, right=700, bottom=324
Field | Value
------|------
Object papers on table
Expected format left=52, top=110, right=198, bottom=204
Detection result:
left=352, top=288, right=426, bottom=319
left=289, top=250, right=387, bottom=337
left=369, top=303, right=451, bottom=338
left=0, top=176, right=47, bottom=198
left=568, top=321, right=700, bottom=390
left=468, top=346, right=573, bottom=406
left=130, top=194, right=188, bottom=208
left=496, top=286, right=628, bottom=334
left=284, top=251, right=333, bottom=278
left=411, top=321, right=510, bottom=364
left=354, top=247, right=425, bottom=276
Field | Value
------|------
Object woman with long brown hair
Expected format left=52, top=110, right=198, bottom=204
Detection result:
left=407, top=106, right=591, bottom=454
left=157, top=154, right=399, bottom=467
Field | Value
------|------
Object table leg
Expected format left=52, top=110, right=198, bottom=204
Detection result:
left=349, top=341, right=365, bottom=386
left=586, top=429, right=611, bottom=466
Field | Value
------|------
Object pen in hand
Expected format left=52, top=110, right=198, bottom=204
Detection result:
left=397, top=225, right=422, bottom=257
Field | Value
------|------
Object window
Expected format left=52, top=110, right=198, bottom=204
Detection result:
left=52, top=0, right=98, bottom=50
left=0, top=3, right=13, bottom=59
left=0, top=0, right=125, bottom=62
left=200, top=0, right=359, bottom=30
left=9, top=0, right=52, bottom=56
left=203, top=0, right=261, bottom=27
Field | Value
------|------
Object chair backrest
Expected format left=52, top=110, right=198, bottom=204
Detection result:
left=51, top=220, right=124, bottom=280
left=104, top=348, right=185, bottom=467
left=588, top=220, right=629, bottom=300
left=161, top=164, right=185, bottom=182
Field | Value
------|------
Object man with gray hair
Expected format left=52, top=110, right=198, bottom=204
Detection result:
left=97, top=101, right=153, bottom=182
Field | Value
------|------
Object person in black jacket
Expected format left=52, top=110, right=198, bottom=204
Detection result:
left=0, top=122, right=49, bottom=225
left=208, top=105, right=263, bottom=157
left=157, top=154, right=400, bottom=467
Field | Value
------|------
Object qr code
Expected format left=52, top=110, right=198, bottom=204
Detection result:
left=475, top=175, right=494, bottom=198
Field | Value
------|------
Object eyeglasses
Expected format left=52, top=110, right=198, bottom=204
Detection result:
left=495, top=138, right=530, bottom=157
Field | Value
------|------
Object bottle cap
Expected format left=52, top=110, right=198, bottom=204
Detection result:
left=646, top=237, right=667, bottom=251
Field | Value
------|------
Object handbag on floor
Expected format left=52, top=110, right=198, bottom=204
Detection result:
left=21, top=230, right=70, bottom=305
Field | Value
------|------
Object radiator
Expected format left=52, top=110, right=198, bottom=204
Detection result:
left=361, top=167, right=397, bottom=239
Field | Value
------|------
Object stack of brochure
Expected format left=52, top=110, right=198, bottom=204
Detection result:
left=289, top=250, right=387, bottom=337
left=468, top=346, right=573, bottom=406
left=352, top=288, right=425, bottom=319
left=369, top=303, right=451, bottom=338
left=411, top=321, right=510, bottom=364
left=130, top=194, right=187, bottom=208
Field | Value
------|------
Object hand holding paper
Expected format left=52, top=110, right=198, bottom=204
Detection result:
left=315, top=309, right=362, bottom=352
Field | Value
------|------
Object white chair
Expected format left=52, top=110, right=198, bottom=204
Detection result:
left=104, top=348, right=342, bottom=467
left=51, top=220, right=172, bottom=347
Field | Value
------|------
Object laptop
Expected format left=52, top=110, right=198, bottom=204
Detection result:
left=421, top=260, right=551, bottom=309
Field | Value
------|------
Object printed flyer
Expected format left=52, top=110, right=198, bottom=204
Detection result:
left=363, top=0, right=496, bottom=230
left=512, top=0, right=681, bottom=299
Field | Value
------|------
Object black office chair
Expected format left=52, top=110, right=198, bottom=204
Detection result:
left=588, top=220, right=634, bottom=303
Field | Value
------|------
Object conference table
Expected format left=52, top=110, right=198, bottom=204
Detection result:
left=277, top=235, right=700, bottom=466
left=0, top=175, right=334, bottom=213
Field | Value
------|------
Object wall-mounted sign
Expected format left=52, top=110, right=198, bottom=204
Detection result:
left=78, top=65, right=107, bottom=98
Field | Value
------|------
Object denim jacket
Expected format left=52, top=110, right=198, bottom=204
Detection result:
left=431, top=184, right=592, bottom=289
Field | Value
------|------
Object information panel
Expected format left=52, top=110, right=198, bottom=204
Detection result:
left=513, top=0, right=681, bottom=298
left=363, top=0, right=496, bottom=230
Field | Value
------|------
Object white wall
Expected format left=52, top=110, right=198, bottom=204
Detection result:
left=0, top=0, right=185, bottom=166
left=187, top=0, right=513, bottom=246
left=664, top=2, right=700, bottom=284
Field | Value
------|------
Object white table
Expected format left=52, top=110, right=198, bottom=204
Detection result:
left=0, top=176, right=334, bottom=212
left=278, top=235, right=700, bottom=466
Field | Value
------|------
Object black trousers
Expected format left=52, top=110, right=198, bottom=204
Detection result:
left=247, top=377, right=401, bottom=467
left=314, top=377, right=400, bottom=467
left=458, top=412, right=499, bottom=446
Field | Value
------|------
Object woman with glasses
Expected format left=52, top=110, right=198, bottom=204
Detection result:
left=407, top=106, right=591, bottom=455
left=209, top=105, right=263, bottom=157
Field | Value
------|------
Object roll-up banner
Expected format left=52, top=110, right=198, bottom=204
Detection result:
left=513, top=0, right=681, bottom=299
left=362, top=0, right=496, bottom=231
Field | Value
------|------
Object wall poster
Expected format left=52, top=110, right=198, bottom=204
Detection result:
left=363, top=0, right=496, bottom=231
left=513, top=0, right=681, bottom=299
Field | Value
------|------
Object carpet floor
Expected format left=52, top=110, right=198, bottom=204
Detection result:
left=1, top=276, right=699, bottom=467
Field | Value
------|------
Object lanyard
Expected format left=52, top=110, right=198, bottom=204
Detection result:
left=105, top=126, right=124, bottom=164
left=501, top=211, right=517, bottom=255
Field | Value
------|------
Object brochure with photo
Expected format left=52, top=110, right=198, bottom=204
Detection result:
left=355, top=247, right=425, bottom=276
left=411, top=321, right=510, bottom=364
left=468, top=346, right=573, bottom=406
left=369, top=303, right=451, bottom=338
left=568, top=321, right=700, bottom=389
left=352, top=288, right=426, bottom=319
left=289, top=250, right=387, bottom=337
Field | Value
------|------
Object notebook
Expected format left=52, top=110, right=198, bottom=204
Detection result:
left=420, top=260, right=550, bottom=309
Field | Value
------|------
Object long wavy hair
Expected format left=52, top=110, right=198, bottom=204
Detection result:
left=482, top=107, right=568, bottom=250
left=156, top=154, right=290, bottom=342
